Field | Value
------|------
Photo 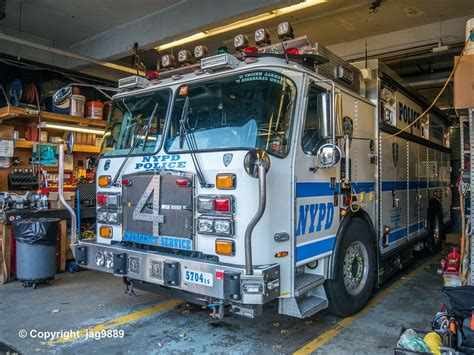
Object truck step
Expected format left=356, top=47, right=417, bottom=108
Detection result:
left=295, top=273, right=325, bottom=297
left=298, top=295, right=329, bottom=318
left=278, top=294, right=328, bottom=318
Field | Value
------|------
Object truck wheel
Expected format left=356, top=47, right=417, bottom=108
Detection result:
left=428, top=209, right=443, bottom=255
left=325, top=217, right=376, bottom=317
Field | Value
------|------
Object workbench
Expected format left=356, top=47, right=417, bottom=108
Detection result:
left=0, top=208, right=76, bottom=284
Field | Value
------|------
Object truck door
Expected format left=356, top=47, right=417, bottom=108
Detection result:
left=418, top=145, right=429, bottom=237
left=294, top=82, right=339, bottom=266
left=380, top=136, right=408, bottom=253
left=408, top=141, right=426, bottom=240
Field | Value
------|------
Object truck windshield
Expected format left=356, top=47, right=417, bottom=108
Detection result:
left=165, top=70, right=297, bottom=157
left=101, top=90, right=170, bottom=157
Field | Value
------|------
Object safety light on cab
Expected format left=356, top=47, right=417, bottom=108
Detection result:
left=98, top=175, right=111, bottom=187
left=215, top=239, right=234, bottom=256
left=216, top=173, right=236, bottom=189
left=99, top=226, right=113, bottom=238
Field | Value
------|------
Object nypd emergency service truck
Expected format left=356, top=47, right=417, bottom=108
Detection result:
left=70, top=22, right=451, bottom=319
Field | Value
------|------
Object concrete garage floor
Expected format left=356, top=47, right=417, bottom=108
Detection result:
left=0, top=243, right=451, bottom=354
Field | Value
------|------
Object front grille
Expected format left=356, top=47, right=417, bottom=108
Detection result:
left=122, top=172, right=194, bottom=245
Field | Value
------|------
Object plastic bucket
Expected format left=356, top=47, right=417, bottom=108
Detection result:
left=70, top=95, right=86, bottom=117
left=85, top=101, right=104, bottom=119
left=52, top=87, right=72, bottom=114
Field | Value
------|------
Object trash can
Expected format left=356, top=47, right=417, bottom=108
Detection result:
left=13, top=218, right=59, bottom=287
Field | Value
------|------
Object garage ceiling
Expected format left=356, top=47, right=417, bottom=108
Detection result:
left=1, top=0, right=472, bottom=58
left=0, top=0, right=182, bottom=46
left=0, top=0, right=472, bottom=113
left=158, top=0, right=473, bottom=56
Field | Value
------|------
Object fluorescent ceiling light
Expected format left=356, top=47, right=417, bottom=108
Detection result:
left=155, top=0, right=327, bottom=51
left=40, top=122, right=105, bottom=136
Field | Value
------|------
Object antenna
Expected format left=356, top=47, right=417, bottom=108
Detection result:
left=279, top=37, right=289, bottom=64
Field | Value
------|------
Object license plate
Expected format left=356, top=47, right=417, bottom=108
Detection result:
left=184, top=269, right=213, bottom=287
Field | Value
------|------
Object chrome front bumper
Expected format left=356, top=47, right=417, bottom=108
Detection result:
left=72, top=240, right=280, bottom=305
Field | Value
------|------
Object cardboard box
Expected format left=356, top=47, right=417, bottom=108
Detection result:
left=0, top=125, right=14, bottom=139
left=40, top=131, right=48, bottom=143
left=48, top=191, right=75, bottom=209
left=454, top=55, right=474, bottom=109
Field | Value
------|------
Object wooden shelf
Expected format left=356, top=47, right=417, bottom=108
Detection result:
left=0, top=106, right=107, bottom=128
left=15, top=140, right=100, bottom=153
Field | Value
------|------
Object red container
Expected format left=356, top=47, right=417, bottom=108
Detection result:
left=85, top=100, right=104, bottom=119
left=26, top=126, right=39, bottom=141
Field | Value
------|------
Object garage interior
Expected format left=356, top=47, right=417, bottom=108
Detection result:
left=0, top=0, right=474, bottom=353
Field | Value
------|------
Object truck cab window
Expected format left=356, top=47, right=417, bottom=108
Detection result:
left=302, top=85, right=329, bottom=154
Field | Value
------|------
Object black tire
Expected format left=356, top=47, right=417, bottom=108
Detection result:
left=324, top=217, right=376, bottom=317
left=428, top=207, right=443, bottom=255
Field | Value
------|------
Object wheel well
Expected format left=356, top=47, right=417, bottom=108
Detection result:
left=427, top=198, right=444, bottom=236
left=327, top=208, right=377, bottom=280
left=428, top=198, right=443, bottom=218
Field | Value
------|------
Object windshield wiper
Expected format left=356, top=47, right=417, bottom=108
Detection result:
left=111, top=103, right=159, bottom=186
left=179, top=97, right=212, bottom=188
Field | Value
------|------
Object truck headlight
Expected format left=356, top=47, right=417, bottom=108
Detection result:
left=95, top=251, right=105, bottom=266
left=105, top=252, right=114, bottom=269
left=107, top=212, right=119, bottom=224
left=197, top=197, right=215, bottom=213
left=97, top=210, right=120, bottom=224
left=197, top=218, right=214, bottom=233
left=214, top=219, right=233, bottom=235
left=97, top=210, right=108, bottom=223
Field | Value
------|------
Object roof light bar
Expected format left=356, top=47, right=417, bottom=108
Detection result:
left=277, top=21, right=294, bottom=40
left=200, top=53, right=240, bottom=71
left=178, top=49, right=193, bottom=64
left=234, top=34, right=249, bottom=51
left=118, top=75, right=151, bottom=90
left=161, top=54, right=176, bottom=69
left=155, top=0, right=327, bottom=51
left=194, top=45, right=209, bottom=60
left=255, top=28, right=271, bottom=46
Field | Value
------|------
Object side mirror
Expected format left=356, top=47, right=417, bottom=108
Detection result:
left=65, top=131, right=75, bottom=155
left=244, top=149, right=271, bottom=178
left=316, top=143, right=341, bottom=169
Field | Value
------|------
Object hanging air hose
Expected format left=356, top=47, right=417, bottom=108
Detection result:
left=457, top=176, right=470, bottom=281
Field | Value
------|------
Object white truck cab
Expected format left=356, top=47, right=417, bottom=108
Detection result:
left=71, top=25, right=451, bottom=319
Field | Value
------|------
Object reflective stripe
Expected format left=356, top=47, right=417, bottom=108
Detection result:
left=388, top=221, right=425, bottom=243
left=296, top=180, right=447, bottom=198
left=296, top=236, right=336, bottom=262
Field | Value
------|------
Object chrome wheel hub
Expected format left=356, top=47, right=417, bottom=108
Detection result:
left=343, top=241, right=369, bottom=296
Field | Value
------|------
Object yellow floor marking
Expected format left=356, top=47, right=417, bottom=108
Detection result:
left=47, top=299, right=183, bottom=346
left=294, top=257, right=436, bottom=355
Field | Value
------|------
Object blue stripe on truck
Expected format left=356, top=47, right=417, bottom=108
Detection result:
left=296, top=236, right=336, bottom=262
left=296, top=181, right=447, bottom=197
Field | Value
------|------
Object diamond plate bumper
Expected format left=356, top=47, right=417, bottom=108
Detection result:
left=72, top=240, right=280, bottom=305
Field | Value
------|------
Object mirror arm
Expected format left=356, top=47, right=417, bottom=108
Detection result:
left=345, top=134, right=350, bottom=182
left=58, top=144, right=77, bottom=245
